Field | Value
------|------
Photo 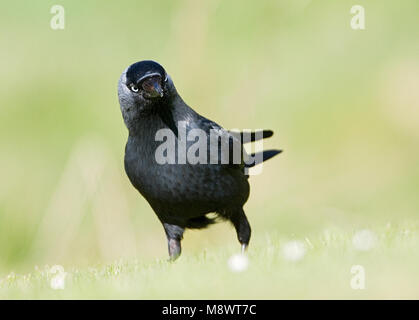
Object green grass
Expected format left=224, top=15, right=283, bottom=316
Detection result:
left=2, top=224, right=418, bottom=299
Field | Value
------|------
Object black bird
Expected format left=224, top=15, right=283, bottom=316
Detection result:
left=118, top=60, right=281, bottom=260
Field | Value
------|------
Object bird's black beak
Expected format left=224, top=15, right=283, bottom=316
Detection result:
left=140, top=75, right=164, bottom=98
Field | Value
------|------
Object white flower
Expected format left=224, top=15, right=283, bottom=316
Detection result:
left=228, top=253, right=249, bottom=272
left=49, top=265, right=67, bottom=290
left=352, top=230, right=377, bottom=251
left=282, top=240, right=306, bottom=262
left=50, top=274, right=66, bottom=290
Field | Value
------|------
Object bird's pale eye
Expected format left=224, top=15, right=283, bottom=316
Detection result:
left=129, top=84, right=139, bottom=93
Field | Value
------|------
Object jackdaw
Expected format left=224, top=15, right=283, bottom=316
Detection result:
left=118, top=60, right=281, bottom=260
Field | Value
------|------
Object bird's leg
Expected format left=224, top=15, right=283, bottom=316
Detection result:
left=168, top=238, right=181, bottom=261
left=163, top=223, right=184, bottom=261
left=230, top=208, right=251, bottom=253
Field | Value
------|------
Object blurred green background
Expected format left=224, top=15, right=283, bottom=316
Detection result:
left=0, top=0, right=418, bottom=298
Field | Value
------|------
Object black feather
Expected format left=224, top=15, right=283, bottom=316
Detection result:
left=245, top=149, right=283, bottom=168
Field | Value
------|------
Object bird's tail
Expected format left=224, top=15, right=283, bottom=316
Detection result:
left=245, top=149, right=282, bottom=168
left=231, top=129, right=282, bottom=168
left=228, top=129, right=274, bottom=143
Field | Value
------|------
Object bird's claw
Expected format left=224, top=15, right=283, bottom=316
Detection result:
left=241, top=243, right=248, bottom=254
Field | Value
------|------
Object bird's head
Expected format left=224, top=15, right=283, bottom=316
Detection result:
left=126, top=60, right=167, bottom=99
left=118, top=60, right=172, bottom=117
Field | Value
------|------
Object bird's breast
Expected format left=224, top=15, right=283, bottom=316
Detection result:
left=125, top=145, right=248, bottom=209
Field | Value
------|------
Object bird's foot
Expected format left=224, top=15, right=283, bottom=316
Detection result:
left=241, top=243, right=248, bottom=254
